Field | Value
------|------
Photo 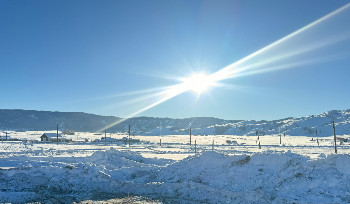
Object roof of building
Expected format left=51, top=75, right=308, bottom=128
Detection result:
left=0, top=136, right=10, bottom=139
left=41, top=133, right=63, bottom=138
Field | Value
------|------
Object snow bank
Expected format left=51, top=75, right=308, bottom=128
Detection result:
left=152, top=151, right=350, bottom=203
left=335, top=154, right=350, bottom=175
left=1, top=149, right=350, bottom=203
left=88, top=147, right=170, bottom=168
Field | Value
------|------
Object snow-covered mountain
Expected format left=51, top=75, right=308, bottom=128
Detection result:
left=0, top=109, right=349, bottom=137
left=191, top=109, right=350, bottom=137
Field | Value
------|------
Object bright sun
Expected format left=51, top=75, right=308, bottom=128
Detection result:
left=181, top=73, right=217, bottom=94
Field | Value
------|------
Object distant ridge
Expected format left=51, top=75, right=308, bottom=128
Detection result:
left=0, top=109, right=349, bottom=137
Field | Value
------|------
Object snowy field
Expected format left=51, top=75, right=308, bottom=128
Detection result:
left=1, top=131, right=350, bottom=203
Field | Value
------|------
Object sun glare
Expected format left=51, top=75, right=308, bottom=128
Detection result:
left=181, top=73, right=216, bottom=94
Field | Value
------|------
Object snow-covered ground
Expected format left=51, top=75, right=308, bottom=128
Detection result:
left=1, top=131, right=350, bottom=203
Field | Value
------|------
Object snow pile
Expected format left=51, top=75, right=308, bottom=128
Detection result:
left=152, top=151, right=350, bottom=203
left=335, top=154, right=350, bottom=175
left=0, top=148, right=170, bottom=203
left=88, top=147, right=169, bottom=167
left=1, top=149, right=350, bottom=203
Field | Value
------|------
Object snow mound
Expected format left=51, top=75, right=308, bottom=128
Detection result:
left=249, top=150, right=307, bottom=171
left=2, top=150, right=350, bottom=203
left=152, top=151, right=350, bottom=203
left=335, top=154, right=350, bottom=175
left=88, top=147, right=171, bottom=167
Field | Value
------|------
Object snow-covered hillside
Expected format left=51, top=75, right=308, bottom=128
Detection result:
left=1, top=109, right=349, bottom=137
left=145, top=109, right=350, bottom=137
left=191, top=109, right=350, bottom=137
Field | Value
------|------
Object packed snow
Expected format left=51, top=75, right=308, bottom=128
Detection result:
left=0, top=131, right=350, bottom=203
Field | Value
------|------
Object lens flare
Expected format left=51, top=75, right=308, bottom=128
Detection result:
left=98, top=3, right=350, bottom=132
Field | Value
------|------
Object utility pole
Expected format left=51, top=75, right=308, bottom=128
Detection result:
left=332, top=120, right=337, bottom=154
left=159, top=120, right=161, bottom=137
left=105, top=128, right=107, bottom=145
left=316, top=128, right=319, bottom=146
left=128, top=124, right=131, bottom=147
left=56, top=124, right=59, bottom=145
left=189, top=126, right=192, bottom=146
left=280, top=134, right=281, bottom=144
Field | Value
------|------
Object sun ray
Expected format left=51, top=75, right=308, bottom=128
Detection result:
left=232, top=53, right=345, bottom=79
left=211, top=3, right=350, bottom=82
left=100, top=3, right=350, bottom=132
left=216, top=31, right=350, bottom=81
left=98, top=83, right=189, bottom=132
left=86, top=86, right=170, bottom=101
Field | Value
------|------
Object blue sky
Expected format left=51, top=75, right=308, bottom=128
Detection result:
left=1, top=0, right=350, bottom=120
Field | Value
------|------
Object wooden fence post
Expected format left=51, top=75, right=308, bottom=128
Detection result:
left=195, top=140, right=197, bottom=154
left=332, top=120, right=337, bottom=154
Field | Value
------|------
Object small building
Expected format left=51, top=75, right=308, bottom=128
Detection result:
left=96, top=137, right=119, bottom=142
left=40, top=133, right=71, bottom=142
left=0, top=136, right=10, bottom=140
left=121, top=137, right=140, bottom=143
